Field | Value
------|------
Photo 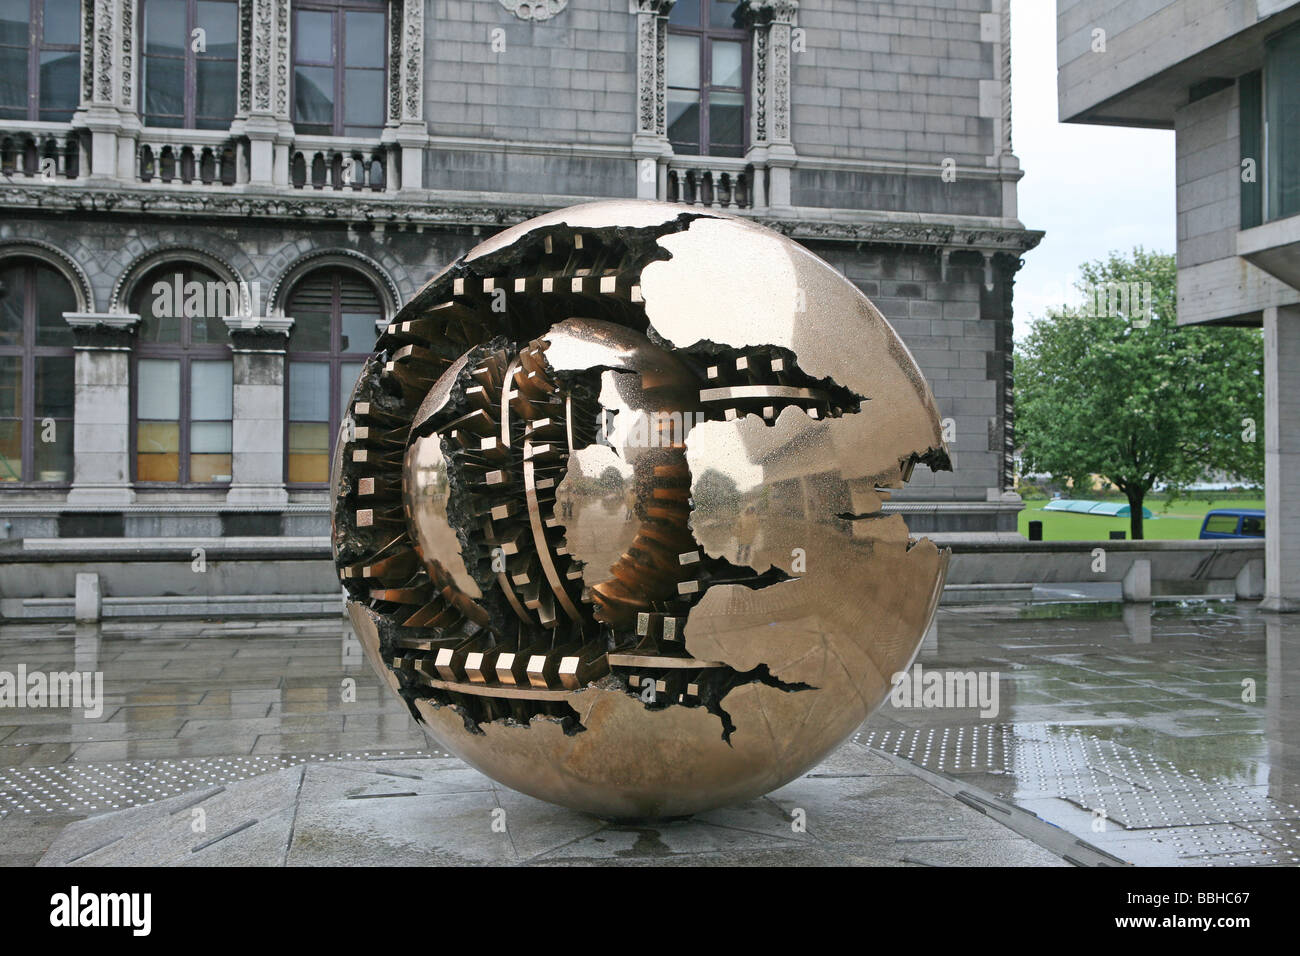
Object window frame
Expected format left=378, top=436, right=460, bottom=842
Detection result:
left=139, top=0, right=239, bottom=130
left=290, top=0, right=389, bottom=138
left=0, top=258, right=76, bottom=486
left=0, top=0, right=81, bottom=122
left=667, top=0, right=750, bottom=158
left=283, top=269, right=381, bottom=488
left=129, top=265, right=234, bottom=487
left=1262, top=20, right=1300, bottom=223
left=1240, top=70, right=1263, bottom=230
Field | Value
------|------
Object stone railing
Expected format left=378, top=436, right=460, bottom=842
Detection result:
left=137, top=128, right=243, bottom=186
left=0, top=123, right=82, bottom=180
left=289, top=137, right=389, bottom=192
left=665, top=156, right=755, bottom=210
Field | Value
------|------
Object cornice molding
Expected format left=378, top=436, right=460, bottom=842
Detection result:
left=0, top=183, right=1044, bottom=253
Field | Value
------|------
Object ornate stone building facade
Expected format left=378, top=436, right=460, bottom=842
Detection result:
left=0, top=0, right=1039, bottom=541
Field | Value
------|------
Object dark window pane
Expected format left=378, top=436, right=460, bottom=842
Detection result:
left=133, top=265, right=231, bottom=343
left=340, top=312, right=378, bottom=354
left=0, top=44, right=29, bottom=112
left=187, top=276, right=235, bottom=343
left=39, top=49, right=79, bottom=116
left=343, top=68, right=383, bottom=131
left=145, top=0, right=187, bottom=57
left=295, top=10, right=333, bottom=62
left=34, top=264, right=76, bottom=347
left=709, top=89, right=744, bottom=155
left=143, top=54, right=185, bottom=122
left=43, top=0, right=80, bottom=45
left=339, top=361, right=364, bottom=417
left=295, top=65, right=334, bottom=126
left=196, top=57, right=236, bottom=123
left=35, top=355, right=73, bottom=418
left=139, top=307, right=183, bottom=343
left=137, top=270, right=184, bottom=343
left=0, top=354, right=20, bottom=416
left=196, top=0, right=237, bottom=57
left=0, top=263, right=26, bottom=345
left=0, top=0, right=29, bottom=46
left=668, top=35, right=700, bottom=89
left=712, top=40, right=743, bottom=88
left=345, top=11, right=384, bottom=67
left=0, top=420, right=21, bottom=482
left=1266, top=23, right=1300, bottom=221
left=189, top=308, right=229, bottom=344
left=710, top=0, right=739, bottom=28
left=668, top=90, right=700, bottom=152
left=669, top=0, right=699, bottom=27
left=1240, top=72, right=1263, bottom=229
left=289, top=311, right=331, bottom=352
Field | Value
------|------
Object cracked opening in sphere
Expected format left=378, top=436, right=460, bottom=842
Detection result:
left=331, top=200, right=952, bottom=818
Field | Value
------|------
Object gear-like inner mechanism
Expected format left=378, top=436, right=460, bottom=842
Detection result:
left=331, top=200, right=951, bottom=818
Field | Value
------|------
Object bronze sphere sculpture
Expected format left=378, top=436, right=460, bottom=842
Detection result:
left=332, top=200, right=951, bottom=818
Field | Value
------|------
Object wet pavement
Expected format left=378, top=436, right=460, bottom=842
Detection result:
left=0, top=601, right=1296, bottom=866
left=865, top=601, right=1299, bottom=866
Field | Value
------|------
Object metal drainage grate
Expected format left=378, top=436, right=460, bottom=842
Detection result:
left=856, top=723, right=1300, bottom=866
left=0, top=750, right=444, bottom=816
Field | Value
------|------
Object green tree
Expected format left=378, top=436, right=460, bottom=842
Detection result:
left=1015, top=248, right=1263, bottom=540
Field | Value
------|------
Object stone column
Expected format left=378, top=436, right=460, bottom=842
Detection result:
left=1262, top=305, right=1300, bottom=611
left=224, top=317, right=293, bottom=507
left=740, top=0, right=798, bottom=212
left=381, top=0, right=429, bottom=192
left=63, top=313, right=140, bottom=506
left=632, top=0, right=675, bottom=200
left=236, top=0, right=294, bottom=187
left=73, top=0, right=140, bottom=180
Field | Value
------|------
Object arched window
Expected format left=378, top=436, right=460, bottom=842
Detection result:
left=129, top=263, right=234, bottom=483
left=0, top=257, right=75, bottom=483
left=0, top=0, right=80, bottom=122
left=285, top=268, right=381, bottom=484
left=141, top=0, right=238, bottom=129
left=667, top=0, right=748, bottom=157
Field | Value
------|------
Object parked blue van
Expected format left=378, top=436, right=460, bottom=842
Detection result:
left=1199, top=509, right=1265, bottom=539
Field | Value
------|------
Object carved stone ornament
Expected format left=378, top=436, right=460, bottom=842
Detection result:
left=499, top=0, right=567, bottom=20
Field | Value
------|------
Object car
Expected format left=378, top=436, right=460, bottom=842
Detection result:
left=1198, top=509, right=1265, bottom=539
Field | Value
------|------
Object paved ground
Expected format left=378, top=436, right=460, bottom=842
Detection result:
left=33, top=748, right=1069, bottom=867
left=1, top=601, right=1296, bottom=866
left=867, top=601, right=1299, bottom=866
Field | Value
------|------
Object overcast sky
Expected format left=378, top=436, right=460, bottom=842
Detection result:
left=1009, top=0, right=1176, bottom=342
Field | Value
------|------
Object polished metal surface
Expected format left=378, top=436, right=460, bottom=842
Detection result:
left=331, top=199, right=952, bottom=818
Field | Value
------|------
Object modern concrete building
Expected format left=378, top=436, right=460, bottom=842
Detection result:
left=1057, top=0, right=1300, bottom=609
left=1, top=0, right=1039, bottom=551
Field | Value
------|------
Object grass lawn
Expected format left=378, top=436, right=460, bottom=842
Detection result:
left=1016, top=495, right=1265, bottom=541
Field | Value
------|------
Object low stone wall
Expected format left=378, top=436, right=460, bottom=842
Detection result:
left=0, top=538, right=337, bottom=621
left=936, top=535, right=1265, bottom=603
left=0, top=535, right=1268, bottom=621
